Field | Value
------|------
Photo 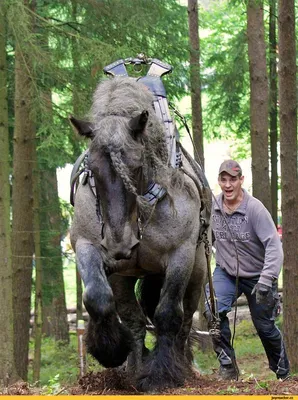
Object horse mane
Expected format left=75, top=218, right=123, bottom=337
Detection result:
left=89, top=77, right=193, bottom=213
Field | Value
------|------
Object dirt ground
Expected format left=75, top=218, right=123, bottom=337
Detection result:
left=72, top=369, right=298, bottom=396
left=4, top=369, right=298, bottom=396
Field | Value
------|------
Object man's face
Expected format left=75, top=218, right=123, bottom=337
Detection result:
left=218, top=172, right=244, bottom=202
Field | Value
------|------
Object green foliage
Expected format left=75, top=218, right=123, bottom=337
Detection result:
left=63, top=261, right=77, bottom=308
left=28, top=335, right=78, bottom=387
left=275, top=314, right=282, bottom=330
left=200, top=0, right=250, bottom=150
left=60, top=198, right=74, bottom=236
left=256, top=380, right=269, bottom=389
left=28, top=333, right=103, bottom=390
left=233, top=321, right=266, bottom=361
left=42, top=374, right=61, bottom=395
left=145, top=331, right=156, bottom=350
left=193, top=345, right=218, bottom=374
left=234, top=319, right=258, bottom=337
left=6, top=0, right=191, bottom=171
left=217, top=385, right=240, bottom=394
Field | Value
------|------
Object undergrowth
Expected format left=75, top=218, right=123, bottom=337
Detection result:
left=28, top=333, right=102, bottom=391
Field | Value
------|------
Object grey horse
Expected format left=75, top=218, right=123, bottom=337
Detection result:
left=70, top=77, right=210, bottom=392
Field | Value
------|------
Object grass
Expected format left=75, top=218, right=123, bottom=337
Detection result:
left=63, top=260, right=77, bottom=309
left=28, top=334, right=103, bottom=392
left=28, top=334, right=78, bottom=389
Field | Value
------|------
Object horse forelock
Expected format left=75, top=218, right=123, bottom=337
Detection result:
left=92, top=77, right=154, bottom=121
left=91, top=116, right=140, bottom=154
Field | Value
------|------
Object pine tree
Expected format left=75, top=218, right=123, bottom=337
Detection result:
left=278, top=0, right=298, bottom=370
left=10, top=0, right=36, bottom=379
left=247, top=0, right=271, bottom=212
left=0, top=1, right=18, bottom=385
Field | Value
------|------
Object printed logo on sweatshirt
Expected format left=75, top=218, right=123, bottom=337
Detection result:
left=212, top=214, right=250, bottom=242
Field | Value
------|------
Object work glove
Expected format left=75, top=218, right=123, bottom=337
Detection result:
left=251, top=283, right=275, bottom=307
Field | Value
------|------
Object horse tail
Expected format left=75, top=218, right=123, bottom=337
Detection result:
left=85, top=313, right=134, bottom=368
left=136, top=274, right=164, bottom=323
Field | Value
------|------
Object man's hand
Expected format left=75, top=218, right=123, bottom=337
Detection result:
left=252, top=283, right=275, bottom=307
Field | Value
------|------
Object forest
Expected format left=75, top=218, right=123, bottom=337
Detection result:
left=0, top=0, right=297, bottom=395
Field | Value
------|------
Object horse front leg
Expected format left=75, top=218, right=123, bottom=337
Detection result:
left=137, top=245, right=195, bottom=392
left=109, top=275, right=148, bottom=378
left=75, top=238, right=134, bottom=368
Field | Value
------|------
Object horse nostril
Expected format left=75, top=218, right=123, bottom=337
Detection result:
left=100, top=235, right=138, bottom=260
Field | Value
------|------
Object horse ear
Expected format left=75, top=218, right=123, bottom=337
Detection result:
left=129, top=110, right=149, bottom=139
left=69, top=115, right=95, bottom=139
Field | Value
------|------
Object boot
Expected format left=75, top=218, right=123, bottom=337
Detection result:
left=218, top=362, right=239, bottom=381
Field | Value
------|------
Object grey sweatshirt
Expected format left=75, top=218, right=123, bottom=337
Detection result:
left=212, top=189, right=283, bottom=287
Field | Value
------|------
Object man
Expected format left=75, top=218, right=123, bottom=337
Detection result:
left=204, top=159, right=290, bottom=381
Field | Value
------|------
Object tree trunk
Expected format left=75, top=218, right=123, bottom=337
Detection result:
left=32, top=150, right=42, bottom=383
left=0, top=2, right=18, bottom=385
left=187, top=0, right=204, bottom=167
left=11, top=28, right=35, bottom=382
left=31, top=11, right=69, bottom=341
left=278, top=0, right=298, bottom=371
left=247, top=0, right=271, bottom=212
left=187, top=0, right=210, bottom=350
left=40, top=168, right=69, bottom=342
left=71, top=0, right=83, bottom=321
left=269, top=0, right=278, bottom=226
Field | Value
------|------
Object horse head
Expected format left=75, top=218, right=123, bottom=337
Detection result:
left=70, top=110, right=149, bottom=260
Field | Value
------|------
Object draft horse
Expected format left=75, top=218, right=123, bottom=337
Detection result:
left=70, top=77, right=210, bottom=392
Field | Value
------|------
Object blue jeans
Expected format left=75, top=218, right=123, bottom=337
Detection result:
left=205, top=266, right=289, bottom=377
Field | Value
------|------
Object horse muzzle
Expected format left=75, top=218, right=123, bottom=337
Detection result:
left=100, top=234, right=139, bottom=261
